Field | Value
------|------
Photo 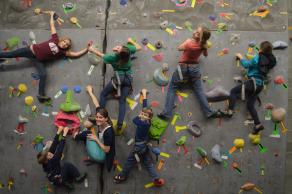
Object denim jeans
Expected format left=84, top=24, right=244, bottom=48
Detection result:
left=229, top=79, right=263, bottom=125
left=0, top=47, right=47, bottom=95
left=100, top=74, right=133, bottom=128
left=119, top=144, right=159, bottom=180
left=161, top=65, right=213, bottom=118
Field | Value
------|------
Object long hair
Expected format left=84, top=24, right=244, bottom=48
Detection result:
left=95, top=107, right=113, bottom=126
left=117, top=46, right=130, bottom=66
left=37, top=150, right=48, bottom=164
left=59, top=37, right=72, bottom=50
left=199, top=26, right=211, bottom=50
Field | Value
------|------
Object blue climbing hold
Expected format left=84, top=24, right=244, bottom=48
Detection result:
left=208, top=15, right=217, bottom=21
left=73, top=85, right=82, bottom=93
left=61, top=85, right=69, bottom=94
left=120, top=0, right=127, bottom=6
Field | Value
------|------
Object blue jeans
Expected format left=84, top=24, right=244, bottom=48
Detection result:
left=100, top=74, right=132, bottom=128
left=119, top=144, right=159, bottom=180
left=161, top=65, right=213, bottom=118
left=0, top=47, right=47, bottom=95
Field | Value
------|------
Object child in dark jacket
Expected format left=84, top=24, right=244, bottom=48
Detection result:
left=223, top=41, right=276, bottom=134
left=37, top=126, right=87, bottom=190
left=113, top=89, right=165, bottom=186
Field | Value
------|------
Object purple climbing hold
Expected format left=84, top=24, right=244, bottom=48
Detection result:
left=61, top=85, right=69, bottom=94
left=120, top=0, right=127, bottom=6
left=73, top=85, right=82, bottom=93
left=208, top=15, right=217, bottom=21
left=141, top=38, right=149, bottom=46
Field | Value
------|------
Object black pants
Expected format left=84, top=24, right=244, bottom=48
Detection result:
left=229, top=79, right=263, bottom=125
left=0, top=47, right=47, bottom=95
left=61, top=162, right=81, bottom=183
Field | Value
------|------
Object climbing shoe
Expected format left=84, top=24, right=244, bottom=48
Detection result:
left=37, top=95, right=51, bottom=103
left=153, top=178, right=165, bottom=187
left=75, top=173, right=87, bottom=183
left=206, top=110, right=222, bottom=119
left=157, top=113, right=171, bottom=121
left=252, top=125, right=264, bottom=134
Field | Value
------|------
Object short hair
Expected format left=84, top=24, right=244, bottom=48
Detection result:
left=260, top=41, right=273, bottom=54
left=142, top=107, right=153, bottom=119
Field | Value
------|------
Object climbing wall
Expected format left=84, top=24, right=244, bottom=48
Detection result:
left=0, top=0, right=290, bottom=194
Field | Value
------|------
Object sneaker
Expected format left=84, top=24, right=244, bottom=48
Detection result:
left=63, top=182, right=74, bottom=190
left=206, top=111, right=221, bottom=119
left=18, top=115, right=29, bottom=123
left=218, top=109, right=233, bottom=118
left=75, top=173, right=87, bottom=183
left=153, top=178, right=165, bottom=187
left=252, top=125, right=264, bottom=134
left=37, top=95, right=51, bottom=103
left=14, top=129, right=26, bottom=135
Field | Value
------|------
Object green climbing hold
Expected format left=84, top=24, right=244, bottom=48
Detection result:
left=59, top=90, right=81, bottom=112
left=176, top=136, right=187, bottom=146
left=196, top=147, right=207, bottom=157
left=6, top=37, right=20, bottom=50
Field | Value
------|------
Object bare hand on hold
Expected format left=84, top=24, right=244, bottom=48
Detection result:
left=88, top=46, right=95, bottom=53
left=48, top=11, right=55, bottom=17
left=63, top=127, right=69, bottom=137
left=86, top=85, right=93, bottom=94
left=141, top=89, right=147, bottom=98
left=127, top=38, right=134, bottom=43
left=57, top=126, right=64, bottom=135
left=235, top=53, right=243, bottom=60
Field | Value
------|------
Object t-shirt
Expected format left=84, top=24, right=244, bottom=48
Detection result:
left=32, top=33, right=66, bottom=61
left=99, top=126, right=115, bottom=172
left=240, top=54, right=263, bottom=86
left=102, top=44, right=136, bottom=75
left=133, top=99, right=150, bottom=143
left=179, top=40, right=207, bottom=64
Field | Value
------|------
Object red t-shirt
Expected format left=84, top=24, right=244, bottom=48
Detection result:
left=179, top=40, right=208, bottom=64
left=32, top=33, right=66, bottom=61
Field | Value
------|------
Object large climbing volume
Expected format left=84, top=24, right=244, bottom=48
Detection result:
left=149, top=116, right=168, bottom=140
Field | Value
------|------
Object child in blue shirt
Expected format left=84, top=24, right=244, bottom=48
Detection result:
left=223, top=41, right=276, bottom=134
left=113, top=89, right=165, bottom=187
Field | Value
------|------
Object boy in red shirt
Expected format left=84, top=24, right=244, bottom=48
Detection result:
left=0, top=11, right=89, bottom=103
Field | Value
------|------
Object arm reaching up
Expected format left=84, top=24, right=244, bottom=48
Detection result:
left=48, top=11, right=57, bottom=35
left=128, top=38, right=142, bottom=51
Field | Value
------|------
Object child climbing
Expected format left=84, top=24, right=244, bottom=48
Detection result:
left=222, top=41, right=276, bottom=134
left=158, top=25, right=221, bottom=120
left=0, top=11, right=89, bottom=103
left=114, top=89, right=165, bottom=186
left=37, top=126, right=87, bottom=190
left=88, top=38, right=142, bottom=131
left=74, top=85, right=115, bottom=172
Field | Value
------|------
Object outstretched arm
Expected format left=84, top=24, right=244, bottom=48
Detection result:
left=66, top=47, right=88, bottom=58
left=86, top=85, right=100, bottom=108
left=88, top=46, right=105, bottom=58
left=128, top=38, right=142, bottom=51
left=141, top=88, right=148, bottom=108
left=48, top=11, right=57, bottom=35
